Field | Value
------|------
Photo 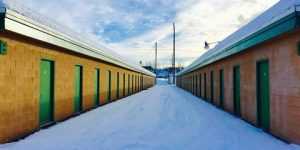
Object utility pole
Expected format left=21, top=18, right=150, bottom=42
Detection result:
left=155, top=42, right=158, bottom=75
left=172, top=22, right=176, bottom=84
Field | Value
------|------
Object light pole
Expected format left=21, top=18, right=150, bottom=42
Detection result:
left=172, top=23, right=176, bottom=84
left=155, top=42, right=158, bottom=75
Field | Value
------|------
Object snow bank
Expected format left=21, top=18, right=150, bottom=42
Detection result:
left=0, top=80, right=298, bottom=150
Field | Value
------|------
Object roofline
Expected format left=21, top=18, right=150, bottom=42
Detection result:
left=0, top=8, right=155, bottom=77
left=177, top=5, right=300, bottom=77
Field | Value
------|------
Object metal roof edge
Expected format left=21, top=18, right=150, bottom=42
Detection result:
left=2, top=8, right=155, bottom=77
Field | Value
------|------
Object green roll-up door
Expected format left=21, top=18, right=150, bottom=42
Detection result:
left=40, top=60, right=54, bottom=126
left=132, top=75, right=134, bottom=93
left=94, top=69, right=100, bottom=106
left=140, top=75, right=142, bottom=91
left=128, top=75, right=130, bottom=95
left=204, top=73, right=207, bottom=100
left=136, top=75, right=138, bottom=92
left=141, top=76, right=144, bottom=90
left=200, top=74, right=202, bottom=98
left=123, top=73, right=126, bottom=96
left=135, top=75, right=137, bottom=92
left=195, top=75, right=198, bottom=96
left=74, top=65, right=83, bottom=113
left=210, top=71, right=214, bottom=103
left=106, top=70, right=112, bottom=102
left=233, top=66, right=241, bottom=116
left=192, top=76, right=194, bottom=94
left=117, top=72, right=120, bottom=99
left=257, top=60, right=270, bottom=131
left=219, top=69, right=224, bottom=108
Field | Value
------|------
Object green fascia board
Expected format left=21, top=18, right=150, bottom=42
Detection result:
left=0, top=12, right=5, bottom=32
left=179, top=12, right=299, bottom=76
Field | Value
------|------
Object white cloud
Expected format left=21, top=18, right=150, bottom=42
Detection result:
left=110, top=0, right=279, bottom=67
left=3, top=0, right=279, bottom=68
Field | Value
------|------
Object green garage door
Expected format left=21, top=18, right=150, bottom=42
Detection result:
left=117, top=72, right=120, bottom=99
left=128, top=75, right=130, bottom=95
left=140, top=75, right=142, bottom=91
left=106, top=70, right=112, bottom=102
left=233, top=66, right=241, bottom=117
left=210, top=71, right=214, bottom=103
left=135, top=75, right=137, bottom=92
left=74, top=65, right=83, bottom=113
left=257, top=60, right=270, bottom=131
left=204, top=73, right=207, bottom=100
left=200, top=74, right=202, bottom=98
left=219, top=69, right=224, bottom=108
left=142, top=76, right=144, bottom=90
left=123, top=73, right=126, bottom=96
left=94, top=69, right=100, bottom=106
left=40, top=60, right=54, bottom=126
left=132, top=75, right=134, bottom=93
left=195, top=75, right=198, bottom=96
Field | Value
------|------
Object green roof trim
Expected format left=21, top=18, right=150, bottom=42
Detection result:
left=0, top=13, right=5, bottom=32
left=178, top=12, right=300, bottom=76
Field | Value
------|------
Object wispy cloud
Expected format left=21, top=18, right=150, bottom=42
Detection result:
left=109, top=0, right=279, bottom=67
left=2, top=0, right=279, bottom=68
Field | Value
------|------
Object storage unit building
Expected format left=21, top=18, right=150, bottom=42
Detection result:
left=0, top=4, right=155, bottom=143
left=177, top=1, right=300, bottom=144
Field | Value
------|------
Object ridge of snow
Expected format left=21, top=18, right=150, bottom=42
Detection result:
left=179, top=0, right=300, bottom=75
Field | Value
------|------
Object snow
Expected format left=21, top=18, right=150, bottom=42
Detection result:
left=179, top=0, right=300, bottom=76
left=0, top=79, right=299, bottom=150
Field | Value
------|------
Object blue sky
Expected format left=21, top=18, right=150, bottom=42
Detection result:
left=98, top=0, right=177, bottom=43
left=3, top=0, right=279, bottom=67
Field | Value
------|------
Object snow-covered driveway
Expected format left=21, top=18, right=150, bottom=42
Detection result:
left=0, top=79, right=299, bottom=150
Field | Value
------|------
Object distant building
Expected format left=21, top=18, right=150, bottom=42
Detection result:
left=142, top=66, right=155, bottom=73
left=143, top=66, right=184, bottom=78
